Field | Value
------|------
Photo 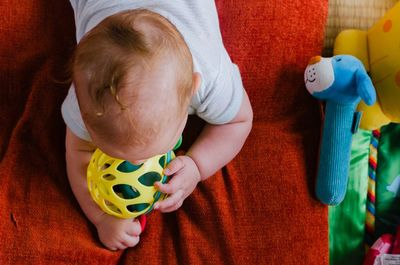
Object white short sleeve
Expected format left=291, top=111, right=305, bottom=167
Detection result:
left=69, top=0, right=78, bottom=10
left=189, top=61, right=244, bottom=125
left=69, top=0, right=86, bottom=20
left=61, top=85, right=92, bottom=141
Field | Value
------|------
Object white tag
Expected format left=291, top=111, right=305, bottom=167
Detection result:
left=373, top=254, right=400, bottom=265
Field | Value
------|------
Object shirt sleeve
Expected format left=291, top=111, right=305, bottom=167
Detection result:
left=69, top=0, right=78, bottom=10
left=191, top=61, right=244, bottom=125
left=61, top=85, right=92, bottom=142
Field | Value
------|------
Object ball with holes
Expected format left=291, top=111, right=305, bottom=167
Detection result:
left=87, top=148, right=174, bottom=218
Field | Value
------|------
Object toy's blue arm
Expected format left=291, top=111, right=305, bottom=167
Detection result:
left=355, top=68, right=376, bottom=105
left=316, top=100, right=359, bottom=205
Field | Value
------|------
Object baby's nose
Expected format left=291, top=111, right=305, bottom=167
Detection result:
left=308, top=56, right=321, bottom=65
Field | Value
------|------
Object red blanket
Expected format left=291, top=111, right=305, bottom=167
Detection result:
left=0, top=1, right=328, bottom=264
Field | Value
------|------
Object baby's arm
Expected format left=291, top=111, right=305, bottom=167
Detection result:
left=65, top=128, right=142, bottom=250
left=187, top=90, right=253, bottom=179
left=155, top=90, right=253, bottom=211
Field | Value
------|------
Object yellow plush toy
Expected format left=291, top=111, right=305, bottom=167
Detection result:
left=327, top=3, right=400, bottom=263
left=334, top=1, right=400, bottom=130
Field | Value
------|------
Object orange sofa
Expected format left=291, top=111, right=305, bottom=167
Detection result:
left=0, top=0, right=329, bottom=264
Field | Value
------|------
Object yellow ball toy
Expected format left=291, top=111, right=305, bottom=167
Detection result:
left=87, top=148, right=174, bottom=219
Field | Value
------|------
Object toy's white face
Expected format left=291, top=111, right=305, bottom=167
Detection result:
left=304, top=57, right=334, bottom=95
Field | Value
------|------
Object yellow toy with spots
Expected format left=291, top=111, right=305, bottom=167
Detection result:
left=87, top=149, right=174, bottom=219
left=334, top=1, right=400, bottom=130
left=87, top=135, right=182, bottom=220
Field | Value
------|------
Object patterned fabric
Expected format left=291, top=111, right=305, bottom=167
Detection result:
left=365, top=129, right=380, bottom=246
left=329, top=124, right=400, bottom=265
left=329, top=129, right=371, bottom=265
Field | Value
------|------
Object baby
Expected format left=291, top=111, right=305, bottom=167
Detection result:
left=62, top=0, right=253, bottom=251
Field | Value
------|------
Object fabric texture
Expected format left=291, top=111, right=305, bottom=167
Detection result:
left=329, top=124, right=400, bottom=265
left=62, top=0, right=245, bottom=142
left=0, top=0, right=328, bottom=264
left=329, top=129, right=371, bottom=265
left=323, top=0, right=397, bottom=56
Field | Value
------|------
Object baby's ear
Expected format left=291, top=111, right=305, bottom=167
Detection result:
left=191, top=72, right=202, bottom=95
left=355, top=69, right=376, bottom=106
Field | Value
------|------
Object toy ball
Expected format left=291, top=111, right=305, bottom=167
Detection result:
left=87, top=148, right=174, bottom=219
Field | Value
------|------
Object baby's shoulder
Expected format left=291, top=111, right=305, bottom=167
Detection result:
left=162, top=2, right=229, bottom=85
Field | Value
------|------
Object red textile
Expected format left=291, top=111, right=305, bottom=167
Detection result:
left=0, top=0, right=328, bottom=264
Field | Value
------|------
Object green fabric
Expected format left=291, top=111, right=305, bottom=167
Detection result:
left=329, top=129, right=371, bottom=265
left=329, top=124, right=400, bottom=265
left=376, top=124, right=400, bottom=236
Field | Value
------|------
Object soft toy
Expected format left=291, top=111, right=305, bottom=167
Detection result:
left=334, top=2, right=400, bottom=130
left=307, top=1, right=400, bottom=207
left=315, top=2, right=400, bottom=264
left=304, top=55, right=376, bottom=205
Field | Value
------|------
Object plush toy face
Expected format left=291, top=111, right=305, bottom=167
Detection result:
left=304, top=56, right=334, bottom=95
left=305, top=55, right=376, bottom=105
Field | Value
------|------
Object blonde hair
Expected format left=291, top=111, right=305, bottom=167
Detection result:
left=72, top=9, right=194, bottom=146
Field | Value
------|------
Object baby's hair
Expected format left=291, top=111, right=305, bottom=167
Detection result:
left=72, top=9, right=194, bottom=146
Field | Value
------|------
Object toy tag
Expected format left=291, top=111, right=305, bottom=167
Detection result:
left=373, top=254, right=400, bottom=265
left=351, top=111, right=362, bottom=134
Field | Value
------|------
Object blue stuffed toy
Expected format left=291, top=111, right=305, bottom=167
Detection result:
left=304, top=55, right=376, bottom=205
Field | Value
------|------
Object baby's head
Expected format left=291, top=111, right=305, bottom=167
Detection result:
left=72, top=9, right=200, bottom=162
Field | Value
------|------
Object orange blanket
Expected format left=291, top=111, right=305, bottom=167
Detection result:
left=0, top=1, right=328, bottom=264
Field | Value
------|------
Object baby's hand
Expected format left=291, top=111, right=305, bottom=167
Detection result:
left=154, top=156, right=201, bottom=212
left=95, top=214, right=142, bottom=251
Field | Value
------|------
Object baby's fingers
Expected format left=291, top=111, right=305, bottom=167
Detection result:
left=154, top=189, right=184, bottom=212
left=108, top=242, right=126, bottom=251
left=154, top=173, right=184, bottom=194
left=155, top=181, right=175, bottom=194
left=164, top=156, right=185, bottom=176
left=126, top=218, right=143, bottom=236
left=121, top=233, right=140, bottom=248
